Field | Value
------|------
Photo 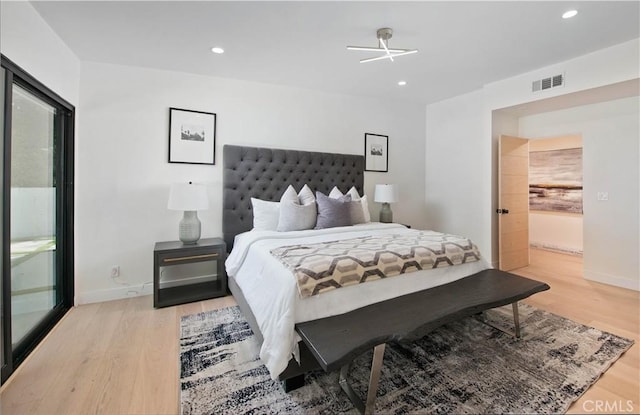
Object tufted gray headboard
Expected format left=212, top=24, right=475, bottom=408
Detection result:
left=223, top=145, right=364, bottom=251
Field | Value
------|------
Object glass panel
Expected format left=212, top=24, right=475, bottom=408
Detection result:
left=10, top=84, right=57, bottom=347
left=1, top=67, right=4, bottom=371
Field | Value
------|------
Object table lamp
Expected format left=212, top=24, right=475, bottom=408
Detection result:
left=374, top=184, right=398, bottom=223
left=168, top=182, right=209, bottom=244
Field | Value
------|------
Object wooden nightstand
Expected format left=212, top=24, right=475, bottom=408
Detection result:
left=153, top=238, right=227, bottom=308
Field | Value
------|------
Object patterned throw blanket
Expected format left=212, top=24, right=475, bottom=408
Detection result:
left=270, top=230, right=481, bottom=298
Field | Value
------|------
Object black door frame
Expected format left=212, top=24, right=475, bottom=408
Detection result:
left=1, top=55, right=74, bottom=383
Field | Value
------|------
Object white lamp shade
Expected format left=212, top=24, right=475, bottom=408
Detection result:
left=168, top=182, right=209, bottom=211
left=374, top=184, right=398, bottom=203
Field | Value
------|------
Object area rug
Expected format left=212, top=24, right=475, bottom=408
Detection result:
left=180, top=304, right=633, bottom=414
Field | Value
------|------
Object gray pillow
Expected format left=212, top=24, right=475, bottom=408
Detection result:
left=277, top=185, right=317, bottom=231
left=328, top=186, right=367, bottom=224
left=349, top=199, right=367, bottom=224
left=315, top=192, right=352, bottom=229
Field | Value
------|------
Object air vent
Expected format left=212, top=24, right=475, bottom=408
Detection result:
left=532, top=74, right=564, bottom=92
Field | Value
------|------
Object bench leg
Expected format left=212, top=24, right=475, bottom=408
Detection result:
left=338, top=343, right=386, bottom=415
left=475, top=301, right=521, bottom=339
left=512, top=301, right=521, bottom=338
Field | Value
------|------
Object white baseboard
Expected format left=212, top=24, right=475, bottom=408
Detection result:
left=75, top=283, right=153, bottom=305
left=584, top=269, right=639, bottom=292
left=530, top=241, right=583, bottom=256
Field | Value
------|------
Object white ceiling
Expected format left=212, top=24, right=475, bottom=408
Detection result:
left=31, top=1, right=640, bottom=105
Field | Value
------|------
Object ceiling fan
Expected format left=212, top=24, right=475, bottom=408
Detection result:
left=347, top=28, right=418, bottom=63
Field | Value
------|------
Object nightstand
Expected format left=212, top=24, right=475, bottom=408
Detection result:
left=153, top=238, right=227, bottom=308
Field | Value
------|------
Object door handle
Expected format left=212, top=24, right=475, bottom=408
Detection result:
left=496, top=209, right=510, bottom=214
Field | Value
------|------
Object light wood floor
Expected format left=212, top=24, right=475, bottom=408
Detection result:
left=1, top=248, right=638, bottom=414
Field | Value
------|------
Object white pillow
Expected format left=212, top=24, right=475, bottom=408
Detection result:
left=329, top=186, right=344, bottom=199
left=346, top=186, right=361, bottom=200
left=277, top=185, right=317, bottom=231
left=280, top=185, right=298, bottom=204
left=251, top=198, right=280, bottom=231
left=298, top=184, right=315, bottom=205
left=359, top=195, right=371, bottom=223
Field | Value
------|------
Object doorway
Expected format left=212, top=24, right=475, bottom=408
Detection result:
left=528, top=135, right=583, bottom=258
left=497, top=134, right=584, bottom=271
left=1, top=56, right=74, bottom=383
left=493, top=79, right=639, bottom=290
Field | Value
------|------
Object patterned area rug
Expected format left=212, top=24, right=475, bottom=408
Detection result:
left=180, top=304, right=633, bottom=414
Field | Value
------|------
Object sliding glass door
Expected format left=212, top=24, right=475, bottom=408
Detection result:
left=10, top=83, right=60, bottom=347
left=1, top=56, right=74, bottom=383
left=1, top=65, right=5, bottom=383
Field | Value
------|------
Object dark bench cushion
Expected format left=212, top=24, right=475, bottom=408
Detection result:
left=295, top=269, right=550, bottom=372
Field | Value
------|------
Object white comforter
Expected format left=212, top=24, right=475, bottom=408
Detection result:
left=225, top=223, right=490, bottom=379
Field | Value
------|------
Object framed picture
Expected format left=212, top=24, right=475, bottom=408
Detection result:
left=168, top=107, right=216, bottom=165
left=529, top=147, right=583, bottom=213
left=364, top=133, right=388, bottom=172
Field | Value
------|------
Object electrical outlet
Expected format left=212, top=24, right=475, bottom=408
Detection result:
left=110, top=266, right=120, bottom=278
left=597, top=192, right=609, bottom=201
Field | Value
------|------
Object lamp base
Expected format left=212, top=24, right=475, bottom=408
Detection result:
left=179, top=211, right=201, bottom=244
left=379, top=202, right=393, bottom=223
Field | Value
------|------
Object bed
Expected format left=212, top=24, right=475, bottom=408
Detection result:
left=223, top=144, right=549, bottom=413
left=222, top=144, right=374, bottom=379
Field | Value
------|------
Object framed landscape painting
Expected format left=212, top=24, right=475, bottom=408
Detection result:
left=364, top=133, right=388, bottom=172
left=529, top=147, right=583, bottom=213
left=168, top=107, right=216, bottom=165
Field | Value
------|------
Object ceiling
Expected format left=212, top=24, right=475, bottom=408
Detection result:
left=31, top=1, right=640, bottom=105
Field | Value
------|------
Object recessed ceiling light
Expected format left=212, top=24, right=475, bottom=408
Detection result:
left=398, top=80, right=407, bottom=86
left=211, top=47, right=225, bottom=54
left=562, top=10, right=578, bottom=19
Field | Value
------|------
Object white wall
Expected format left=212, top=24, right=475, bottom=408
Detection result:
left=425, top=89, right=490, bottom=254
left=519, top=97, right=639, bottom=290
left=425, top=38, right=639, bottom=290
left=483, top=39, right=639, bottom=112
left=529, top=213, right=583, bottom=254
left=76, top=62, right=426, bottom=303
left=0, top=1, right=81, bottom=105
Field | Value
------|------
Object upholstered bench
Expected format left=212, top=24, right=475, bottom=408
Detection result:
left=295, top=269, right=550, bottom=414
